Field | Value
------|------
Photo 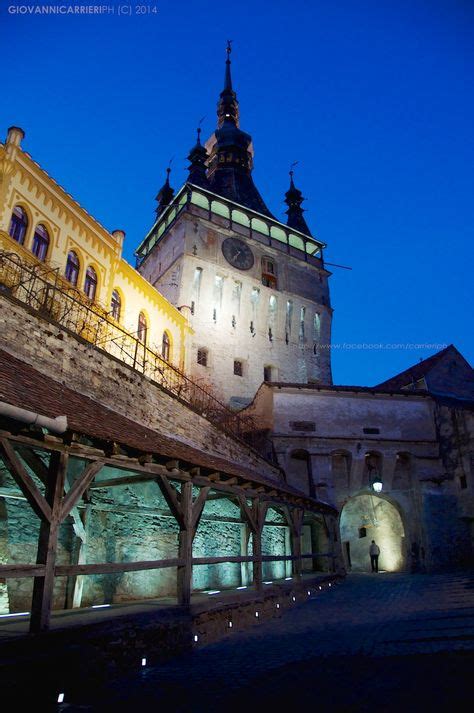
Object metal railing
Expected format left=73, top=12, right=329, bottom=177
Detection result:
left=0, top=250, right=272, bottom=454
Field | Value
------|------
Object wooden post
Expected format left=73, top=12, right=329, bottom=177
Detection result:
left=66, top=504, right=90, bottom=609
left=240, top=523, right=250, bottom=586
left=238, top=496, right=267, bottom=592
left=156, top=478, right=209, bottom=606
left=30, top=451, right=68, bottom=633
left=177, top=482, right=193, bottom=606
left=252, top=526, right=263, bottom=592
left=289, top=508, right=304, bottom=580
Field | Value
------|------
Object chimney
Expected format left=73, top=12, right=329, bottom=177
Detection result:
left=6, top=126, right=25, bottom=147
left=112, top=229, right=125, bottom=250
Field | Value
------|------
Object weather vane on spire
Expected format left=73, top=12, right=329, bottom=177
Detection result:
left=226, top=39, right=233, bottom=58
left=289, top=161, right=299, bottom=178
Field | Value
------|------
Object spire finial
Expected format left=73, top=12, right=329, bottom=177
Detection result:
left=224, top=39, right=233, bottom=92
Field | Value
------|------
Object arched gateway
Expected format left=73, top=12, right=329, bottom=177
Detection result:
left=339, top=494, right=406, bottom=572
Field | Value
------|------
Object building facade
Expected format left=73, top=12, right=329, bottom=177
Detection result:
left=244, top=346, right=474, bottom=572
left=0, top=126, right=190, bottom=370
left=136, top=47, right=332, bottom=407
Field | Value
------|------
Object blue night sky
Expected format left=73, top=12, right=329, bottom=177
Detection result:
left=1, top=0, right=473, bottom=386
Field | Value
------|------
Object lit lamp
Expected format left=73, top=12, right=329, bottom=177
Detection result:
left=372, top=474, right=383, bottom=493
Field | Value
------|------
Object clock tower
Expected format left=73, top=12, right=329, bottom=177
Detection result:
left=136, top=45, right=333, bottom=407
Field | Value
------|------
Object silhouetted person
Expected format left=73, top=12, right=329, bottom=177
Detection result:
left=369, top=540, right=380, bottom=572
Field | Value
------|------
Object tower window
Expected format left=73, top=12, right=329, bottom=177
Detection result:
left=84, top=266, right=98, bottom=301
left=32, top=224, right=50, bottom=262
left=8, top=205, right=28, bottom=245
left=110, top=289, right=121, bottom=321
left=137, top=311, right=147, bottom=343
left=65, top=250, right=80, bottom=286
left=299, top=306, right=306, bottom=342
left=285, top=300, right=293, bottom=343
left=232, top=280, right=242, bottom=315
left=197, top=348, right=208, bottom=366
left=261, top=257, right=277, bottom=289
left=263, top=365, right=273, bottom=382
left=162, top=331, right=171, bottom=361
left=213, top=275, right=224, bottom=320
left=313, top=313, right=321, bottom=340
left=192, top=267, right=203, bottom=304
left=234, top=360, right=243, bottom=377
left=460, top=475, right=467, bottom=490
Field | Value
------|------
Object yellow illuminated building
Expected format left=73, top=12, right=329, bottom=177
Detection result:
left=0, top=126, right=190, bottom=369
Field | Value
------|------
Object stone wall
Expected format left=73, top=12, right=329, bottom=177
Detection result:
left=0, top=295, right=281, bottom=482
left=139, top=210, right=333, bottom=406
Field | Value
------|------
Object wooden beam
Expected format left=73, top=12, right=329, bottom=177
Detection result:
left=55, top=557, right=183, bottom=577
left=191, top=486, right=210, bottom=531
left=155, top=475, right=184, bottom=528
left=30, top=451, right=68, bottom=632
left=0, top=438, right=52, bottom=523
left=17, top=447, right=49, bottom=485
left=238, top=495, right=257, bottom=534
left=60, top=460, right=105, bottom=520
left=0, top=564, right=46, bottom=578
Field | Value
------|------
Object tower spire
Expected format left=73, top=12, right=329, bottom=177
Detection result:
left=217, top=40, right=239, bottom=128
left=155, top=165, right=174, bottom=217
left=284, top=167, right=312, bottom=236
left=187, top=125, right=209, bottom=188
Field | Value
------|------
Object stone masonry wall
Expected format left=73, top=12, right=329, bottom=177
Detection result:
left=0, top=295, right=281, bottom=482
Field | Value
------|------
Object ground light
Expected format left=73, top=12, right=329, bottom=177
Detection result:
left=194, top=635, right=198, bottom=642
left=57, top=693, right=65, bottom=703
left=141, top=658, right=147, bottom=667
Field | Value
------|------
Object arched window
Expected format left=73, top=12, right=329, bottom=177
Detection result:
left=137, top=311, right=147, bottom=343
left=65, top=251, right=80, bottom=286
left=162, top=331, right=171, bottom=361
left=8, top=205, right=28, bottom=245
left=110, top=290, right=121, bottom=321
left=84, top=266, right=97, bottom=301
left=31, top=224, right=50, bottom=261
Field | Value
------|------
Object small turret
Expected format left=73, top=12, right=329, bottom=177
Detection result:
left=284, top=169, right=312, bottom=236
left=187, top=127, right=209, bottom=188
left=155, top=167, right=174, bottom=217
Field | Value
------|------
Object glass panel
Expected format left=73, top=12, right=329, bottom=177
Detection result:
left=212, top=201, right=230, bottom=218
left=252, top=218, right=269, bottom=235
left=270, top=225, right=287, bottom=244
left=191, top=191, right=210, bottom=210
left=289, top=233, right=305, bottom=251
left=232, top=210, right=250, bottom=227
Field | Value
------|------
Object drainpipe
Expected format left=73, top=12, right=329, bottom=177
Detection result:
left=0, top=401, right=68, bottom=434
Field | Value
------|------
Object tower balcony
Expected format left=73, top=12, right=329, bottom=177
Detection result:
left=135, top=184, right=327, bottom=271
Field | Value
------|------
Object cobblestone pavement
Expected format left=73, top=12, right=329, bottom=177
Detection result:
left=69, top=572, right=474, bottom=712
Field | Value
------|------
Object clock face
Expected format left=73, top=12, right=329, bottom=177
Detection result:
left=222, top=237, right=254, bottom=270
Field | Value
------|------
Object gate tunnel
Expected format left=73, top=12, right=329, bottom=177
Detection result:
left=339, top=494, right=406, bottom=572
